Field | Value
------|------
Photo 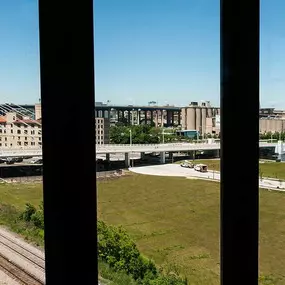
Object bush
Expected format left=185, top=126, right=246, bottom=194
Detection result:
left=31, top=201, right=44, bottom=229
left=98, top=220, right=187, bottom=284
left=19, top=201, right=44, bottom=229
left=19, top=203, right=187, bottom=284
left=98, top=220, right=157, bottom=281
left=19, top=203, right=36, bottom=222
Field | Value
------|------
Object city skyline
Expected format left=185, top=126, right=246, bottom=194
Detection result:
left=0, top=1, right=285, bottom=108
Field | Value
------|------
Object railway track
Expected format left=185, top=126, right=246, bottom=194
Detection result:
left=0, top=253, right=44, bottom=285
left=0, top=231, right=45, bottom=284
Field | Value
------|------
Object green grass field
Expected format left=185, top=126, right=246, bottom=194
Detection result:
left=177, top=159, right=285, bottom=180
left=1, top=171, right=285, bottom=284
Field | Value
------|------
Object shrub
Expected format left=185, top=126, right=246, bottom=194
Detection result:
left=98, top=220, right=187, bottom=284
left=98, top=220, right=157, bottom=281
left=19, top=204, right=187, bottom=284
left=19, top=203, right=36, bottom=222
left=19, top=201, right=44, bottom=230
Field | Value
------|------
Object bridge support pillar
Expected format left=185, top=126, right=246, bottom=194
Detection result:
left=276, top=140, right=284, bottom=161
left=172, top=112, right=175, bottom=126
left=150, top=111, right=154, bottom=125
left=215, top=149, right=220, bottom=158
left=137, top=110, right=140, bottom=125
left=178, top=111, right=181, bottom=126
left=161, top=110, right=164, bottom=127
left=155, top=111, right=159, bottom=127
left=125, top=152, right=130, bottom=168
left=160, top=151, right=166, bottom=164
left=144, top=111, right=147, bottom=124
left=141, top=152, right=145, bottom=160
left=106, top=153, right=110, bottom=162
left=167, top=111, right=171, bottom=126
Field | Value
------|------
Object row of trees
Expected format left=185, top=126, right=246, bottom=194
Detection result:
left=260, top=131, right=285, bottom=140
left=110, top=125, right=220, bottom=144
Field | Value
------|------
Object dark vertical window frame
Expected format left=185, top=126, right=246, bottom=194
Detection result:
left=38, top=1, right=97, bottom=284
left=221, top=1, right=260, bottom=284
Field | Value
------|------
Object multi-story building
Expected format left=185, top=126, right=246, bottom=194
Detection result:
left=181, top=101, right=220, bottom=136
left=95, top=117, right=110, bottom=145
left=0, top=112, right=42, bottom=148
left=0, top=103, right=110, bottom=149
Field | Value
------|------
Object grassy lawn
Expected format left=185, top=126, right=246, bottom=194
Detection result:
left=98, top=174, right=285, bottom=284
left=177, top=159, right=285, bottom=180
left=2, top=172, right=285, bottom=284
left=0, top=183, right=44, bottom=246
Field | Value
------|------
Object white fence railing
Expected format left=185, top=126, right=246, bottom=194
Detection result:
left=0, top=142, right=279, bottom=157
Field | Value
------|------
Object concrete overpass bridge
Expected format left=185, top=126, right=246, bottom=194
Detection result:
left=95, top=104, right=182, bottom=127
left=0, top=141, right=279, bottom=166
left=10, top=103, right=182, bottom=127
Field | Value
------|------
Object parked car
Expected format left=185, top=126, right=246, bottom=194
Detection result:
left=30, top=158, right=43, bottom=164
left=180, top=161, right=194, bottom=168
left=194, top=164, right=208, bottom=172
left=6, top=158, right=15, bottom=165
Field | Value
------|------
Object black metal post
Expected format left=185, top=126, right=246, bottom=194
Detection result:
left=38, top=1, right=97, bottom=284
left=220, top=0, right=259, bottom=284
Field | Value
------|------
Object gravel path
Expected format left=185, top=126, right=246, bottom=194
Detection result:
left=129, top=164, right=285, bottom=191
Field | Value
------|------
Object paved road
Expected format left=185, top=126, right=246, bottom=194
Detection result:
left=129, top=164, right=285, bottom=191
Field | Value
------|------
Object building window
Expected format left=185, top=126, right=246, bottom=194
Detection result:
left=0, top=129, right=2, bottom=133
left=24, top=130, right=28, bottom=134
left=24, top=142, right=28, bottom=146
left=31, top=142, right=35, bottom=146
left=4, top=130, right=6, bottom=134
left=17, top=142, right=21, bottom=146
left=5, top=137, right=7, bottom=141
left=25, top=137, right=28, bottom=141
left=31, top=130, right=35, bottom=135
left=39, top=137, right=41, bottom=141
left=10, top=143, right=12, bottom=147
left=38, top=142, right=42, bottom=146
left=18, top=137, right=20, bottom=140
left=17, top=130, right=21, bottom=134
left=38, top=130, right=42, bottom=135
left=11, top=129, right=13, bottom=134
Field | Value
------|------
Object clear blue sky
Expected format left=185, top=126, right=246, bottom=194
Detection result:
left=0, top=1, right=284, bottom=108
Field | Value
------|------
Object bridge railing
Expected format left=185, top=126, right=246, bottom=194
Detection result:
left=0, top=141, right=279, bottom=157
